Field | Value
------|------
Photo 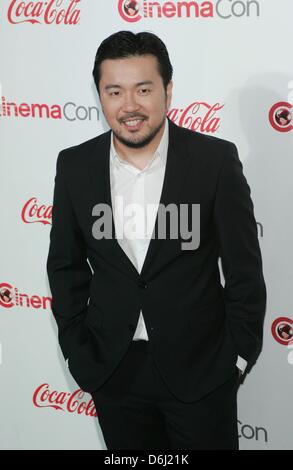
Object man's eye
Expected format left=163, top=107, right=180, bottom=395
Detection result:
left=110, top=91, right=119, bottom=96
left=140, top=88, right=151, bottom=94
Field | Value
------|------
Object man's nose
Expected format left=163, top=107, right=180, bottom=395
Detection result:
left=122, top=92, right=140, bottom=111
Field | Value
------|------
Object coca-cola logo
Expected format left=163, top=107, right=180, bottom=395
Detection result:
left=271, top=317, right=293, bottom=346
left=33, top=383, right=97, bottom=417
left=22, top=197, right=52, bottom=225
left=0, top=282, right=51, bottom=310
left=7, top=0, right=81, bottom=25
left=168, top=102, right=223, bottom=133
left=269, top=102, right=292, bottom=133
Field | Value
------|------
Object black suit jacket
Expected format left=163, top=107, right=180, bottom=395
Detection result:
left=46, top=116, right=266, bottom=402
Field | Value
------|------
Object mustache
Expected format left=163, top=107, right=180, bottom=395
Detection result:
left=121, top=115, right=147, bottom=122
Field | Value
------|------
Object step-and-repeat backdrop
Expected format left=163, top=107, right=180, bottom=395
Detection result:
left=1, top=0, right=292, bottom=450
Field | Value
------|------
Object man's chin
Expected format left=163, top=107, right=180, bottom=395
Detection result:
left=113, top=118, right=166, bottom=149
left=115, top=134, right=152, bottom=149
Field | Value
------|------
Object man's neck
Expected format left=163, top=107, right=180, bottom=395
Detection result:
left=113, top=120, right=166, bottom=171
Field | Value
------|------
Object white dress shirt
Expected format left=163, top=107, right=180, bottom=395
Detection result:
left=67, top=118, right=247, bottom=375
left=110, top=118, right=169, bottom=342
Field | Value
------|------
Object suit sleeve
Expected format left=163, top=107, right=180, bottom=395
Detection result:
left=214, top=142, right=267, bottom=373
left=46, top=150, right=93, bottom=362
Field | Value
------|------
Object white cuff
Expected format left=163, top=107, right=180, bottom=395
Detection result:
left=236, top=355, right=248, bottom=374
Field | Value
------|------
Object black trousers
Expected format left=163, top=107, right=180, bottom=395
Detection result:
left=91, top=340, right=239, bottom=450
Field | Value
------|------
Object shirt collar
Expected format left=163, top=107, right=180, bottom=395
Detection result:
left=110, top=116, right=169, bottom=172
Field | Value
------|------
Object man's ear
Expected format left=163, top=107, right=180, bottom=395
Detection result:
left=166, top=80, right=173, bottom=111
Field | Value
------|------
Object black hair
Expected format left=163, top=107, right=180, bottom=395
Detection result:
left=92, top=30, right=173, bottom=95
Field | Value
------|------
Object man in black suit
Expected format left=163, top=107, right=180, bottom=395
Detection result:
left=46, top=31, right=266, bottom=450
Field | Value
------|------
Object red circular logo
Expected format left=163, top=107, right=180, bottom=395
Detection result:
left=0, top=283, right=14, bottom=308
left=269, top=102, right=292, bottom=132
left=271, top=317, right=293, bottom=346
left=118, top=0, right=141, bottom=22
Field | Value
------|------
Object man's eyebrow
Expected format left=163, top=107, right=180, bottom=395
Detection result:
left=104, top=80, right=155, bottom=90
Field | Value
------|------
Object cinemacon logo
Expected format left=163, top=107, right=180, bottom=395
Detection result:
left=269, top=102, right=292, bottom=133
left=271, top=317, right=293, bottom=346
left=238, top=420, right=268, bottom=443
left=118, top=0, right=261, bottom=22
left=0, top=282, right=51, bottom=310
left=271, top=317, right=293, bottom=366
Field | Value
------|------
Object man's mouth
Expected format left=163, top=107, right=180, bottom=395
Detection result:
left=122, top=118, right=146, bottom=131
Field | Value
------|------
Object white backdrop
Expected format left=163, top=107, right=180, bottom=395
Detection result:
left=1, top=0, right=293, bottom=450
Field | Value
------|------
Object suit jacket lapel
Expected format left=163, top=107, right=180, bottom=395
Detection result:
left=140, top=118, right=192, bottom=276
left=88, top=129, right=139, bottom=281
left=88, top=116, right=192, bottom=280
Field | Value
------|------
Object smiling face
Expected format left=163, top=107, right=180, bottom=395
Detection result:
left=99, top=54, right=173, bottom=151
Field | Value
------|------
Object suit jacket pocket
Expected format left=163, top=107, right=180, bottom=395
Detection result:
left=85, top=302, right=104, bottom=330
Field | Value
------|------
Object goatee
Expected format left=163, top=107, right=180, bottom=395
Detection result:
left=113, top=117, right=166, bottom=149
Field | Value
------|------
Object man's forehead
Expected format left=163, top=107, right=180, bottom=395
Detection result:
left=100, top=57, right=161, bottom=86
left=101, top=55, right=158, bottom=73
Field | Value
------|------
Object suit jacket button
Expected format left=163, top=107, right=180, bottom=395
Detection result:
left=138, top=281, right=147, bottom=289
